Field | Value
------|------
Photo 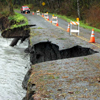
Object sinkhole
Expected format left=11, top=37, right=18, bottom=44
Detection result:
left=27, top=41, right=98, bottom=64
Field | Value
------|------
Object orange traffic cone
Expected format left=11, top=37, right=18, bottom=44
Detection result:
left=47, top=16, right=49, bottom=21
left=25, top=11, right=27, bottom=14
left=50, top=18, right=52, bottom=23
left=89, top=29, right=95, bottom=43
left=42, top=13, right=44, bottom=17
left=56, top=20, right=59, bottom=26
left=32, top=12, right=34, bottom=15
left=67, top=23, right=70, bottom=32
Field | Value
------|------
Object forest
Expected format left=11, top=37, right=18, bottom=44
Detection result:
left=0, top=0, right=100, bottom=29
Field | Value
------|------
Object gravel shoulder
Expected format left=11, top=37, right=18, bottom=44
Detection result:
left=22, top=11, right=100, bottom=100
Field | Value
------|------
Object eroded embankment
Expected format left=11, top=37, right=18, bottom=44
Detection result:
left=1, top=25, right=36, bottom=46
left=22, top=41, right=98, bottom=100
left=0, top=16, right=35, bottom=99
left=0, top=16, right=32, bottom=100
left=0, top=15, right=36, bottom=47
left=0, top=16, right=10, bottom=31
left=0, top=15, right=24, bottom=31
left=0, top=31, right=31, bottom=100
left=1, top=16, right=99, bottom=100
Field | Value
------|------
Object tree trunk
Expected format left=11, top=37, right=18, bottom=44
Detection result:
left=57, top=0, right=60, bottom=8
left=10, top=38, right=20, bottom=47
left=46, top=0, right=51, bottom=8
left=14, top=0, right=20, bottom=5
left=77, top=0, right=80, bottom=19
left=6, top=0, right=14, bottom=15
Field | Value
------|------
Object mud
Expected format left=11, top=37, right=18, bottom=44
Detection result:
left=22, top=41, right=98, bottom=100
left=1, top=25, right=36, bottom=38
left=0, top=15, right=23, bottom=31
left=1, top=25, right=36, bottom=47
left=22, top=68, right=32, bottom=90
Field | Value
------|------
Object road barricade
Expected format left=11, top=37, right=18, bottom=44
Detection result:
left=44, top=13, right=49, bottom=19
left=36, top=10, right=40, bottom=15
left=70, top=21, right=79, bottom=35
left=51, top=16, right=58, bottom=24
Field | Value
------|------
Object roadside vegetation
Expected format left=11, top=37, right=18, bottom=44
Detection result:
left=8, top=12, right=28, bottom=29
left=0, top=0, right=28, bottom=30
left=0, top=0, right=100, bottom=32
left=50, top=13, right=100, bottom=33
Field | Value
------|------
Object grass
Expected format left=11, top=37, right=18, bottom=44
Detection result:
left=13, top=9, right=100, bottom=32
left=57, top=38, right=66, bottom=40
left=13, top=7, right=100, bottom=32
left=84, top=57, right=88, bottom=60
left=8, top=12, right=28, bottom=29
left=37, top=27, right=43, bottom=29
left=49, top=13, right=100, bottom=33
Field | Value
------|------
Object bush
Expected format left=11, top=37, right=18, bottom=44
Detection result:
left=85, top=4, right=100, bottom=28
left=8, top=12, right=28, bottom=29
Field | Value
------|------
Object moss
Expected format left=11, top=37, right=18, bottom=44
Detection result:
left=37, top=27, right=43, bottom=29
left=57, top=38, right=66, bottom=40
left=8, top=12, right=28, bottom=29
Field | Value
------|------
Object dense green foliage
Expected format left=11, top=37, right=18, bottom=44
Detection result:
left=8, top=12, right=28, bottom=28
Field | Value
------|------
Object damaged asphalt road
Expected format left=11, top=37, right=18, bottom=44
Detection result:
left=18, top=11, right=100, bottom=100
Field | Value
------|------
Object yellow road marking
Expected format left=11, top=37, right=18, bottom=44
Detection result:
left=40, top=15, right=100, bottom=48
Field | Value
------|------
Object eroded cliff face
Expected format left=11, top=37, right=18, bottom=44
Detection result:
left=0, top=16, right=36, bottom=47
left=0, top=16, right=11, bottom=31
left=1, top=25, right=36, bottom=38
left=0, top=15, right=25, bottom=31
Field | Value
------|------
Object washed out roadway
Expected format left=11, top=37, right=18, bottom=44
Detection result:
left=21, top=11, right=100, bottom=99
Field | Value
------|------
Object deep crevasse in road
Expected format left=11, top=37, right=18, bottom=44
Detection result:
left=0, top=33, right=30, bottom=100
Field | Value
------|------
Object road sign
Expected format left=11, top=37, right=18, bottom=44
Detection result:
left=42, top=2, right=45, bottom=6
